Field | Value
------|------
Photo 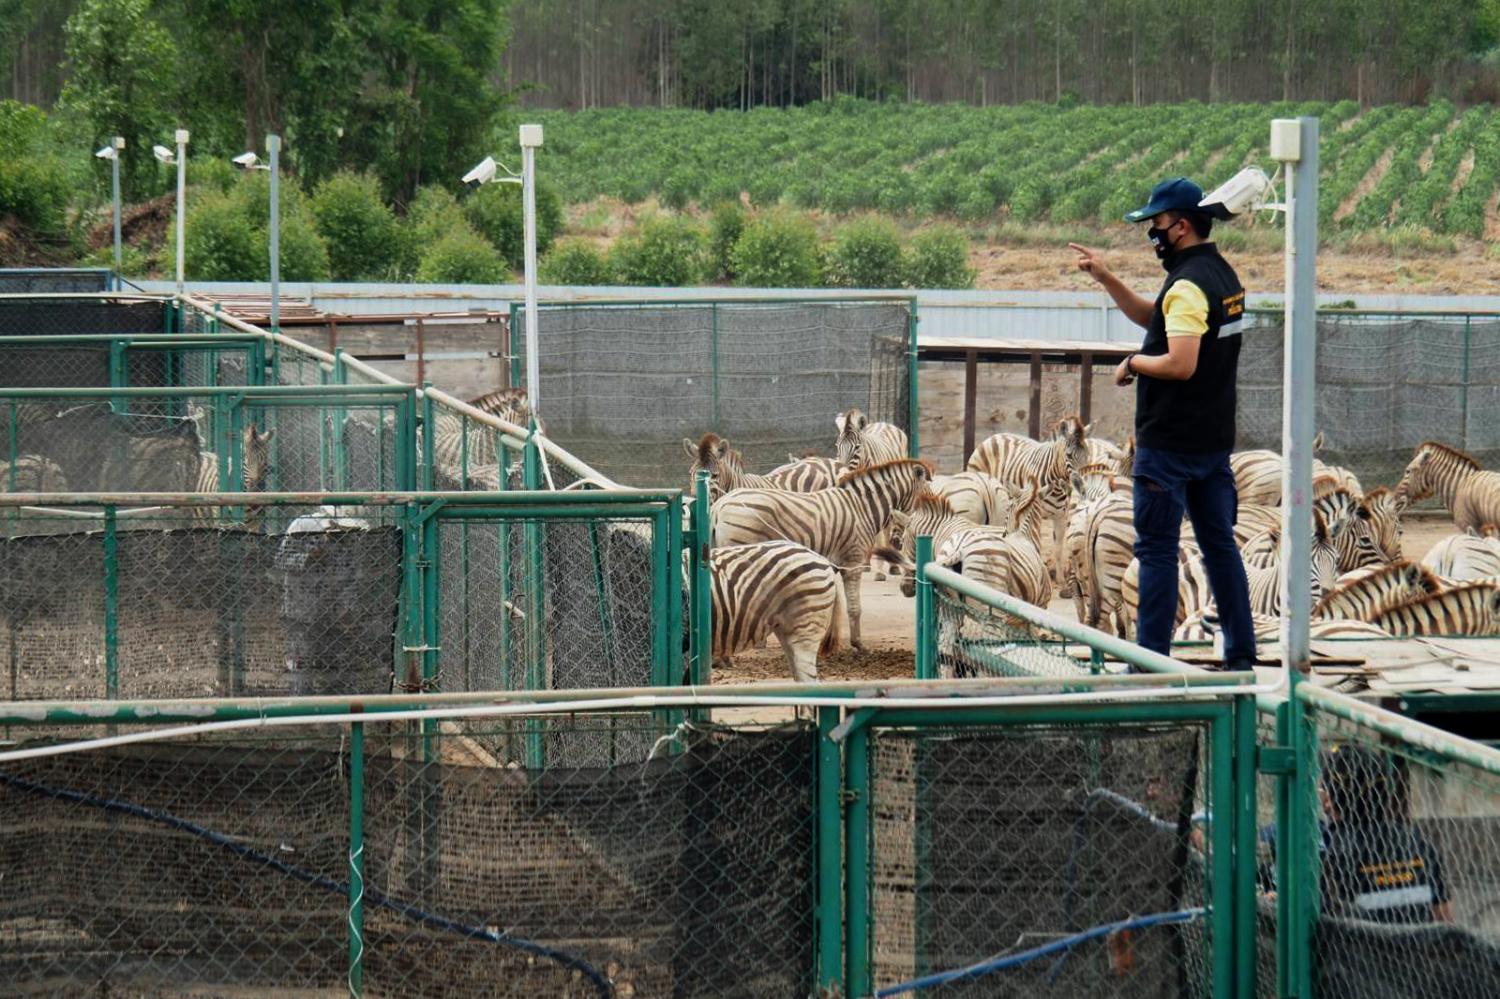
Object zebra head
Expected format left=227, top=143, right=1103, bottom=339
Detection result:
left=242, top=425, right=275, bottom=491
left=685, top=432, right=735, bottom=498
left=893, top=490, right=955, bottom=563
left=1053, top=415, right=1091, bottom=474
left=835, top=407, right=867, bottom=469
left=1310, top=512, right=1339, bottom=604
left=1395, top=441, right=1478, bottom=507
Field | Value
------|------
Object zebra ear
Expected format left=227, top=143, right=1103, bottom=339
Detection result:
left=854, top=412, right=867, bottom=430
left=834, top=413, right=846, bottom=434
left=683, top=438, right=697, bottom=458
left=1083, top=422, right=1095, bottom=436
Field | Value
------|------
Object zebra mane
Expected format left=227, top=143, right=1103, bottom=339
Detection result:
left=912, top=490, right=954, bottom=514
left=1416, top=440, right=1480, bottom=469
left=836, top=457, right=932, bottom=484
left=1380, top=581, right=1500, bottom=614
left=1362, top=485, right=1393, bottom=502
left=695, top=432, right=727, bottom=465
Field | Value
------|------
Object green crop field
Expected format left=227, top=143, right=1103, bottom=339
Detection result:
left=527, top=98, right=1499, bottom=237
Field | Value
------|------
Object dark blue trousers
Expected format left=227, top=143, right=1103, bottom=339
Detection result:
left=1133, top=445, right=1256, bottom=663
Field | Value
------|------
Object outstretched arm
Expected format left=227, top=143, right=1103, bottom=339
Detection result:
left=1070, top=243, right=1153, bottom=327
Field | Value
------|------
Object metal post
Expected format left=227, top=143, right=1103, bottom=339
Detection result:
left=914, top=534, right=935, bottom=679
left=522, top=438, right=545, bottom=768
left=1462, top=314, right=1472, bottom=453
left=110, top=137, right=123, bottom=274
left=1278, top=115, right=1319, bottom=680
left=1233, top=693, right=1258, bottom=998
left=174, top=129, right=188, bottom=294
left=1209, top=706, right=1235, bottom=999
left=816, top=707, right=844, bottom=993
left=692, top=470, right=713, bottom=687
left=267, top=134, right=281, bottom=333
left=845, top=723, right=872, bottom=995
left=520, top=124, right=543, bottom=422
left=103, top=505, right=119, bottom=699
left=906, top=300, right=920, bottom=457
left=347, top=720, right=366, bottom=998
left=710, top=302, right=720, bottom=431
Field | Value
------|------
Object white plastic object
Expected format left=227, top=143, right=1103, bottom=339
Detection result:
left=1269, top=119, right=1301, bottom=162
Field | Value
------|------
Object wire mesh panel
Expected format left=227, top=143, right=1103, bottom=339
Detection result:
left=0, top=338, right=260, bottom=393
left=932, top=582, right=1092, bottom=679
left=0, top=297, right=162, bottom=336
left=1301, top=701, right=1500, bottom=998
left=0, top=505, right=404, bottom=700
left=513, top=300, right=913, bottom=487
left=0, top=717, right=818, bottom=998
left=1238, top=313, right=1500, bottom=493
left=0, top=268, right=113, bottom=293
left=867, top=721, right=1215, bottom=997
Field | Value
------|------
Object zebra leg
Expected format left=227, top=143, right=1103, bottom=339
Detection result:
left=776, top=624, right=822, bottom=683
left=843, top=567, right=866, bottom=651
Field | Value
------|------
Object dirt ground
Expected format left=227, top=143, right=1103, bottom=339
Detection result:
left=710, top=512, right=1463, bottom=686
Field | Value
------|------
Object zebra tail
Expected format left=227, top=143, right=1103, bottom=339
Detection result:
left=872, top=545, right=913, bottom=575
left=822, top=573, right=851, bottom=656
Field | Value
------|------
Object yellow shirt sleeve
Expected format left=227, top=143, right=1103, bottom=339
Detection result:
left=1163, top=279, right=1209, bottom=337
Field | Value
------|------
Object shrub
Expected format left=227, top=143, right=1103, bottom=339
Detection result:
left=310, top=171, right=398, bottom=280
left=540, top=239, right=612, bottom=285
left=731, top=210, right=825, bottom=288
left=0, top=157, right=71, bottom=234
left=263, top=212, right=332, bottom=281
left=181, top=192, right=260, bottom=280
left=610, top=214, right=708, bottom=286
left=906, top=225, right=975, bottom=288
left=415, top=229, right=510, bottom=284
left=827, top=215, right=905, bottom=288
left=464, top=179, right=563, bottom=268
left=187, top=158, right=238, bottom=196
left=397, top=184, right=473, bottom=276
left=707, top=200, right=745, bottom=280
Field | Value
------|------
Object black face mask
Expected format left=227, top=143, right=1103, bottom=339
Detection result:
left=1147, top=221, right=1178, bottom=260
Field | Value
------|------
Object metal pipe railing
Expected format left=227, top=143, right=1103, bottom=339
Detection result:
left=1298, top=683, right=1500, bottom=779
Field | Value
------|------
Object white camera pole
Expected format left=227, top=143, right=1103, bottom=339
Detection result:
left=519, top=124, right=543, bottom=427
left=109, top=138, right=124, bottom=273
left=174, top=129, right=189, bottom=294
left=267, top=134, right=281, bottom=332
left=1272, top=117, right=1318, bottom=678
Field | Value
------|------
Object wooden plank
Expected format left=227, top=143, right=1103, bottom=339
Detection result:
left=1027, top=352, right=1042, bottom=439
left=1079, top=351, right=1093, bottom=425
left=415, top=317, right=426, bottom=386
left=962, top=350, right=978, bottom=465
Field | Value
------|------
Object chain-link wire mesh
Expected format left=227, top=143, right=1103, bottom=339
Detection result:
left=0, top=296, right=163, bottom=336
left=1299, top=701, right=1500, bottom=998
left=1239, top=313, right=1500, bottom=494
left=867, top=722, right=1214, bottom=996
left=0, top=717, right=818, bottom=997
left=0, top=269, right=112, bottom=294
left=0, top=339, right=257, bottom=393
left=932, top=582, right=1094, bottom=679
left=512, top=300, right=913, bottom=488
left=0, top=505, right=403, bottom=700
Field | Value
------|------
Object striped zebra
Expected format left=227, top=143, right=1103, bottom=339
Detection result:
left=1396, top=441, right=1500, bottom=532
left=1231, top=504, right=1281, bottom=547
left=1420, top=532, right=1500, bottom=581
left=711, top=457, right=932, bottom=649
left=1230, top=449, right=1284, bottom=507
left=710, top=540, right=849, bottom=683
left=685, top=434, right=838, bottom=501
left=1313, top=560, right=1444, bottom=622
left=1080, top=488, right=1135, bottom=635
left=834, top=408, right=908, bottom=470
left=192, top=424, right=276, bottom=494
left=887, top=490, right=1051, bottom=606
left=929, top=470, right=1013, bottom=527
left=1361, top=487, right=1404, bottom=561
left=467, top=387, right=537, bottom=430
left=1175, top=610, right=1281, bottom=644
left=1084, top=436, right=1124, bottom=470
left=1120, top=544, right=1211, bottom=632
left=0, top=454, right=67, bottom=491
left=1060, top=466, right=1118, bottom=605
left=1370, top=583, right=1500, bottom=637
left=968, top=417, right=1089, bottom=577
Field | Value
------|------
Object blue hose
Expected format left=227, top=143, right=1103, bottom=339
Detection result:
left=872, top=906, right=1206, bottom=997
left=0, top=770, right=613, bottom=996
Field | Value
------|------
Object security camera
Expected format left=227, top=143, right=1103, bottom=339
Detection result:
left=463, top=156, right=497, bottom=188
left=94, top=145, right=116, bottom=160
left=232, top=151, right=260, bottom=169
left=1199, top=166, right=1275, bottom=218
left=153, top=145, right=175, bottom=164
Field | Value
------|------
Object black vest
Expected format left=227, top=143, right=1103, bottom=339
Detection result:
left=1135, top=242, right=1245, bottom=454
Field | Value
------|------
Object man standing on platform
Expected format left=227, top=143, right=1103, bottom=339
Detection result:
left=1069, top=177, right=1255, bottom=670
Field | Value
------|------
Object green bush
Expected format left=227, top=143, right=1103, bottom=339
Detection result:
left=731, top=210, right=825, bottom=288
left=181, top=192, right=260, bottom=280
left=0, top=158, right=71, bottom=234
left=906, top=225, right=975, bottom=288
left=263, top=212, right=332, bottom=281
left=464, top=179, right=563, bottom=268
left=310, top=171, right=398, bottom=280
left=609, top=214, right=708, bottom=286
left=396, top=184, right=473, bottom=276
left=540, top=239, right=613, bottom=285
left=827, top=215, right=905, bottom=288
left=187, top=158, right=238, bottom=196
left=707, top=201, right=745, bottom=280
left=415, top=229, right=510, bottom=284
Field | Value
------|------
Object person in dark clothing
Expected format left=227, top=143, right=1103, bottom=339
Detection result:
left=1069, top=176, right=1255, bottom=669
left=1320, top=744, right=1453, bottom=924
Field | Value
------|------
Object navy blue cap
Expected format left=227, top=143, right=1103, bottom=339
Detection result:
left=1124, top=177, right=1228, bottom=223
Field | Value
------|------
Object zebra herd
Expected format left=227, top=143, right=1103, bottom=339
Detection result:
left=688, top=412, right=1500, bottom=681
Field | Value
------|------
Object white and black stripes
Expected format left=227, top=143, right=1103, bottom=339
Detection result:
left=686, top=433, right=838, bottom=501
left=834, top=407, right=908, bottom=470
left=1371, top=583, right=1500, bottom=637
left=1313, top=561, right=1443, bottom=622
left=710, top=540, right=849, bottom=683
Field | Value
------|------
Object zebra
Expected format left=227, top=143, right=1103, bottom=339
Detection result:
left=1396, top=441, right=1500, bottom=532
left=192, top=424, right=276, bottom=521
left=1370, top=583, right=1500, bottom=637
left=1361, top=486, right=1404, bottom=561
left=1175, top=610, right=1281, bottom=644
left=967, top=416, right=1089, bottom=578
left=711, top=457, right=932, bottom=649
left=0, top=454, right=67, bottom=492
left=1060, top=467, right=1119, bottom=607
left=1312, top=560, right=1444, bottom=622
left=834, top=407, right=908, bottom=470
left=685, top=433, right=838, bottom=501
left=709, top=540, right=849, bottom=683
left=886, top=489, right=1050, bottom=606
left=930, top=470, right=1013, bottom=527
left=1230, top=449, right=1284, bottom=507
left=467, top=387, right=537, bottom=431
left=1420, top=531, right=1500, bottom=581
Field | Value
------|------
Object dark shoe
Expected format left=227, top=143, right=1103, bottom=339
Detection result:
left=1223, top=657, right=1258, bottom=672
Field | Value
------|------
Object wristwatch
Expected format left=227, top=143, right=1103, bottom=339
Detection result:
left=1122, top=354, right=1137, bottom=383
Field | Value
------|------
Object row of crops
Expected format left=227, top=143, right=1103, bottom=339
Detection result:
left=525, top=99, right=1500, bottom=235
